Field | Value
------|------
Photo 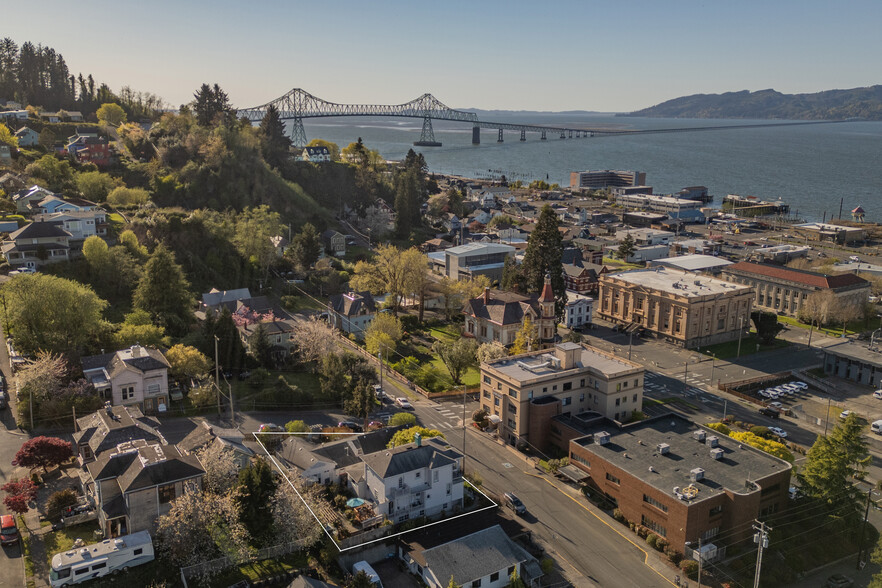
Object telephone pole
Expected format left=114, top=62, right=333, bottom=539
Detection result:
left=752, top=520, right=771, bottom=588
left=857, top=488, right=874, bottom=570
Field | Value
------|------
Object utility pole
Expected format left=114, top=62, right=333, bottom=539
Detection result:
left=823, top=397, right=831, bottom=435
left=461, top=384, right=468, bottom=478
left=214, top=335, right=221, bottom=420
left=683, top=360, right=688, bottom=387
left=710, top=354, right=716, bottom=385
left=378, top=350, right=383, bottom=393
left=228, top=379, right=235, bottom=427
left=857, top=488, right=874, bottom=570
left=752, top=520, right=771, bottom=588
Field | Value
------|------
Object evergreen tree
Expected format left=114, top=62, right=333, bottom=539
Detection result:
left=287, top=222, right=322, bottom=270
left=343, top=380, right=379, bottom=428
left=133, top=244, right=194, bottom=336
left=617, top=233, right=636, bottom=260
left=202, top=308, right=247, bottom=372
left=193, top=83, right=233, bottom=127
left=501, top=255, right=524, bottom=292
left=235, top=458, right=278, bottom=546
left=249, top=322, right=274, bottom=368
left=520, top=205, right=567, bottom=317
left=259, top=103, right=291, bottom=168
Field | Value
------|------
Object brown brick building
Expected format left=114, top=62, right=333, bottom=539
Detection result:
left=566, top=414, right=792, bottom=556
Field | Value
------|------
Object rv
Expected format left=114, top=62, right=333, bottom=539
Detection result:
left=352, top=560, right=383, bottom=587
left=50, top=531, right=154, bottom=586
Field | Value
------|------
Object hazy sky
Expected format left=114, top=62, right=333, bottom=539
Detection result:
left=5, top=0, right=880, bottom=112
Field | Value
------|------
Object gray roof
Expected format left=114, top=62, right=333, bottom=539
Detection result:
left=361, top=436, right=460, bottom=479
left=73, top=405, right=165, bottom=458
left=463, top=290, right=541, bottom=327
left=280, top=427, right=405, bottom=471
left=329, top=292, right=376, bottom=317
left=571, top=413, right=791, bottom=502
left=116, top=442, right=203, bottom=492
left=202, top=288, right=252, bottom=308
left=823, top=340, right=882, bottom=367
left=9, top=221, right=71, bottom=240
left=421, top=525, right=530, bottom=586
left=81, top=346, right=169, bottom=379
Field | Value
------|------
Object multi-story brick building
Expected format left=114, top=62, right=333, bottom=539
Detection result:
left=720, top=261, right=870, bottom=318
left=567, top=413, right=792, bottom=557
left=598, top=268, right=753, bottom=348
left=479, top=342, right=643, bottom=446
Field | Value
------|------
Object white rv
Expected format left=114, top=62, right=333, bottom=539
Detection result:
left=352, top=560, right=383, bottom=586
left=50, top=531, right=154, bottom=586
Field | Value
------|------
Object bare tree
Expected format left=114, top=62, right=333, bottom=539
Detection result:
left=270, top=483, right=321, bottom=547
left=195, top=442, right=239, bottom=496
left=291, top=316, right=337, bottom=370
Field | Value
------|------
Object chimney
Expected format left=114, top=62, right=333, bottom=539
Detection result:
left=131, top=345, right=141, bottom=358
left=483, top=287, right=490, bottom=304
left=415, top=432, right=422, bottom=447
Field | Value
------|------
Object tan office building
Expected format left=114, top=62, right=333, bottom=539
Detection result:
left=598, top=268, right=753, bottom=348
left=479, top=343, right=644, bottom=447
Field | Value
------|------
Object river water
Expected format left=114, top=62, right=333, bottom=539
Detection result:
left=299, top=113, right=882, bottom=223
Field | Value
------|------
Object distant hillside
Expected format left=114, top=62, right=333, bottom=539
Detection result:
left=619, top=86, right=882, bottom=120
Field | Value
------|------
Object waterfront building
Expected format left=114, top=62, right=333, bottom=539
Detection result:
left=792, top=222, right=865, bottom=245
left=598, top=268, right=753, bottom=348
left=479, top=342, right=644, bottom=446
left=570, top=170, right=646, bottom=190
left=721, top=195, right=790, bottom=217
left=720, top=261, right=870, bottom=318
left=615, top=193, right=704, bottom=214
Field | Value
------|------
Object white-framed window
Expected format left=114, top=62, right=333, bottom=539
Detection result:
left=121, top=386, right=135, bottom=400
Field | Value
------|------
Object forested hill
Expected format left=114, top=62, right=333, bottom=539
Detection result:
left=619, top=86, right=882, bottom=120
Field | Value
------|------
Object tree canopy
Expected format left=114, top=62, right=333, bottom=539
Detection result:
left=388, top=426, right=445, bottom=448
left=133, top=244, right=194, bottom=335
left=519, top=204, right=566, bottom=317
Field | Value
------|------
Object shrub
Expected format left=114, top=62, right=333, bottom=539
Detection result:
left=646, top=533, right=658, bottom=549
left=612, top=508, right=627, bottom=524
left=655, top=537, right=669, bottom=551
left=635, top=526, right=649, bottom=539
left=249, top=368, right=270, bottom=388
left=540, top=558, right=554, bottom=575
left=706, top=422, right=732, bottom=435
left=750, top=425, right=770, bottom=438
left=45, top=488, right=78, bottom=521
left=680, top=560, right=699, bottom=580
left=665, top=546, right=683, bottom=565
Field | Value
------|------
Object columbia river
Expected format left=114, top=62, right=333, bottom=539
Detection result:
left=299, top=114, right=882, bottom=223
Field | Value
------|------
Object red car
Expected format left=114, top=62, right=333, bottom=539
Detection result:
left=0, top=514, right=19, bottom=546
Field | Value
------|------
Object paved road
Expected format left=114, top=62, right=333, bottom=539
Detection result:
left=0, top=333, right=26, bottom=588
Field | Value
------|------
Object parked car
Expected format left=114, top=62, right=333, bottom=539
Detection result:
left=759, top=407, right=780, bottom=419
left=768, top=427, right=788, bottom=439
left=849, top=256, right=861, bottom=263
left=874, top=390, right=882, bottom=399
left=503, top=492, right=526, bottom=515
left=840, top=410, right=853, bottom=420
left=372, top=384, right=386, bottom=400
left=395, top=397, right=413, bottom=410
left=338, top=421, right=364, bottom=432
left=826, top=573, right=854, bottom=588
left=258, top=423, right=283, bottom=433
left=0, top=515, right=19, bottom=546
left=792, top=381, right=808, bottom=389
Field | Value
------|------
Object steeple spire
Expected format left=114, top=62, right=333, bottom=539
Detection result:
left=540, top=272, right=554, bottom=303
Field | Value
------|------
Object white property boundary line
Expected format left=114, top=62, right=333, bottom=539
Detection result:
left=253, top=431, right=499, bottom=552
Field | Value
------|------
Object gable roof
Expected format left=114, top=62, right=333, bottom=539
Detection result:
left=116, top=442, right=204, bottom=493
left=329, top=291, right=376, bottom=317
left=73, top=405, right=165, bottom=458
left=9, top=221, right=71, bottom=240
left=82, top=346, right=169, bottom=380
left=725, top=261, right=869, bottom=290
left=361, top=437, right=460, bottom=479
left=421, top=525, right=531, bottom=586
left=463, top=290, right=540, bottom=326
left=201, top=288, right=252, bottom=308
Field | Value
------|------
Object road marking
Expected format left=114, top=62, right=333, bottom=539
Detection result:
left=502, top=462, right=513, bottom=468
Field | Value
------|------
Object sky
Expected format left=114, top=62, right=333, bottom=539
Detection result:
left=4, top=0, right=881, bottom=112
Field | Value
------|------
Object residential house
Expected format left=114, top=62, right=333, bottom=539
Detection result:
left=444, top=214, right=462, bottom=234
left=14, top=126, right=38, bottom=147
left=563, top=262, right=608, bottom=294
left=362, top=199, right=396, bottom=234
left=34, top=195, right=99, bottom=214
left=270, top=234, right=289, bottom=257
left=321, top=230, right=346, bottom=257
left=80, top=345, right=171, bottom=415
left=12, top=185, right=56, bottom=213
left=177, top=421, right=255, bottom=469
left=564, top=293, right=594, bottom=330
left=31, top=210, right=107, bottom=240
left=405, top=525, right=539, bottom=588
left=1, top=221, right=72, bottom=268
left=359, top=436, right=464, bottom=523
left=328, top=291, right=377, bottom=338
left=463, top=277, right=557, bottom=347
left=0, top=172, right=26, bottom=193
left=0, top=145, right=11, bottom=162
left=301, top=146, right=331, bottom=162
left=239, top=319, right=296, bottom=362
left=0, top=109, right=28, bottom=121
left=72, top=404, right=165, bottom=465
left=420, top=238, right=453, bottom=253
left=720, top=261, right=870, bottom=318
left=83, top=438, right=204, bottom=538
left=200, top=288, right=252, bottom=313
left=67, top=135, right=111, bottom=166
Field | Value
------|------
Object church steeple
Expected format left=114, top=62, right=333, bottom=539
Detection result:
left=539, top=273, right=555, bottom=318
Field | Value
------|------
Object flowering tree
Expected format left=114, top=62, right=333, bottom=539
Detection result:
left=12, top=436, right=73, bottom=473
left=231, top=307, right=274, bottom=328
left=2, top=478, right=38, bottom=514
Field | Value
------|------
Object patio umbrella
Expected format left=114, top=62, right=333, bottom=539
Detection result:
left=346, top=497, right=366, bottom=508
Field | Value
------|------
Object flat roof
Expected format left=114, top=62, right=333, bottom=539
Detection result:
left=794, top=222, right=864, bottom=233
left=604, top=267, right=750, bottom=298
left=486, top=344, right=641, bottom=383
left=445, top=242, right=515, bottom=256
left=823, top=340, right=882, bottom=367
left=573, top=414, right=791, bottom=502
left=650, top=254, right=733, bottom=272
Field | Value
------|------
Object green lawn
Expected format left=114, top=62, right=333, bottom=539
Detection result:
left=601, top=257, right=645, bottom=271
left=280, top=293, right=326, bottom=312
left=231, top=371, right=322, bottom=401
left=106, top=212, right=126, bottom=236
left=203, top=552, right=308, bottom=587
left=42, top=522, right=102, bottom=568
left=697, top=333, right=789, bottom=359
left=777, top=314, right=878, bottom=338
left=341, top=245, right=371, bottom=262
left=429, top=326, right=460, bottom=342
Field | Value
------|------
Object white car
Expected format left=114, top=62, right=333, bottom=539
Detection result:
left=768, top=427, right=788, bottom=439
left=758, top=389, right=770, bottom=398
left=874, top=390, right=882, bottom=399
left=840, top=410, right=853, bottom=420
left=767, top=401, right=784, bottom=410
left=850, top=255, right=861, bottom=262
left=395, top=397, right=413, bottom=410
left=767, top=390, right=780, bottom=399
left=792, top=381, right=809, bottom=390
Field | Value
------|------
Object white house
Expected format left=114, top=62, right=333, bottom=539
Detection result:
left=14, top=126, right=38, bottom=147
left=32, top=210, right=107, bottom=240
left=302, top=146, right=331, bottom=162
left=564, top=292, right=594, bottom=329
left=405, top=525, right=540, bottom=588
left=327, top=291, right=377, bottom=338
left=35, top=195, right=99, bottom=214
left=0, top=109, right=28, bottom=121
left=360, top=436, right=464, bottom=523
left=80, top=345, right=171, bottom=415
left=12, top=185, right=56, bottom=213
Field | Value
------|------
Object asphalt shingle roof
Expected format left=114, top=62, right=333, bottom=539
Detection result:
left=421, top=525, right=530, bottom=587
left=361, top=437, right=459, bottom=479
left=726, top=261, right=869, bottom=290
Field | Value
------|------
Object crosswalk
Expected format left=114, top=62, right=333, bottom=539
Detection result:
left=426, top=403, right=464, bottom=431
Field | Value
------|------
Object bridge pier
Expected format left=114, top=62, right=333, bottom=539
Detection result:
left=520, top=129, right=526, bottom=141
left=568, top=130, right=573, bottom=138
left=414, top=116, right=442, bottom=147
left=497, top=129, right=504, bottom=143
left=472, top=126, right=480, bottom=145
left=560, top=131, right=566, bottom=139
left=541, top=131, right=546, bottom=140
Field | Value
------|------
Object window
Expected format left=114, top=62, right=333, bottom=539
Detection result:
left=75, top=568, right=90, bottom=576
left=491, top=572, right=500, bottom=582
left=615, top=398, right=620, bottom=406
left=497, top=382, right=502, bottom=390
left=472, top=580, right=482, bottom=588
left=643, top=494, right=668, bottom=513
left=483, top=390, right=490, bottom=399
left=709, top=505, right=723, bottom=516
left=447, top=484, right=452, bottom=495
left=509, top=388, right=518, bottom=399
left=634, top=379, right=639, bottom=387
left=508, top=566, right=515, bottom=576
left=508, top=403, right=517, bottom=414
left=415, top=471, right=421, bottom=479
left=508, top=419, right=516, bottom=428
left=605, top=472, right=620, bottom=485
left=398, top=477, right=404, bottom=489
left=158, top=483, right=176, bottom=504
left=483, top=375, right=491, bottom=384
left=562, top=397, right=571, bottom=406
left=571, top=453, right=590, bottom=468
left=633, top=393, right=638, bottom=402
left=494, top=397, right=500, bottom=406
left=616, top=382, right=621, bottom=392
left=552, top=385, right=557, bottom=391
left=134, top=548, right=143, bottom=556
left=580, top=393, right=585, bottom=402
left=702, top=527, right=720, bottom=541
left=563, top=382, right=572, bottom=391
left=121, top=386, right=135, bottom=401
left=92, top=562, right=106, bottom=571
left=580, top=379, right=586, bottom=387
left=641, top=515, right=667, bottom=537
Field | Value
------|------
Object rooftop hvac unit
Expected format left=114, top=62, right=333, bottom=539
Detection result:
left=657, top=443, right=670, bottom=455
left=690, top=467, right=705, bottom=482
left=595, top=431, right=611, bottom=445
left=707, top=436, right=719, bottom=448
left=710, top=448, right=724, bottom=460
left=693, top=430, right=706, bottom=442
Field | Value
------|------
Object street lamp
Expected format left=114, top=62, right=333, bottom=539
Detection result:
left=710, top=353, right=716, bottom=386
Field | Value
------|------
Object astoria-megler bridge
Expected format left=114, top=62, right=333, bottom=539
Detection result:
left=238, top=88, right=849, bottom=149
left=237, top=88, right=608, bottom=148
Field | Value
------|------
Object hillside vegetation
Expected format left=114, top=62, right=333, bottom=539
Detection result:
left=620, top=85, right=882, bottom=120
